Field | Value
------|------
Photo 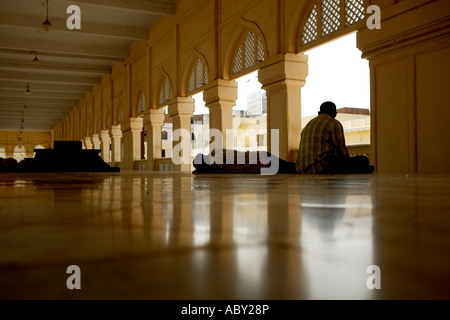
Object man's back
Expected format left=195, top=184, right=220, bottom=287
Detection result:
left=296, top=113, right=348, bottom=173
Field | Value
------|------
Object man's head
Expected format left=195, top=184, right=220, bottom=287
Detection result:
left=318, top=101, right=337, bottom=118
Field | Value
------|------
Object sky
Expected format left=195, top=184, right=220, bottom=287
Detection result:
left=194, top=32, right=370, bottom=117
left=301, top=32, right=370, bottom=116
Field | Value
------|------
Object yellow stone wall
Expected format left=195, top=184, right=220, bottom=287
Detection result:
left=358, top=0, right=450, bottom=173
left=45, top=0, right=449, bottom=173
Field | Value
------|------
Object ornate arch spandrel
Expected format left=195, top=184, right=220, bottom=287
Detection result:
left=224, top=17, right=269, bottom=81
left=156, top=69, right=174, bottom=108
left=296, top=0, right=369, bottom=53
left=183, top=48, right=210, bottom=97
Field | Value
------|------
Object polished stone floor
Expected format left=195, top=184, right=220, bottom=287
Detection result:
left=0, top=171, right=449, bottom=300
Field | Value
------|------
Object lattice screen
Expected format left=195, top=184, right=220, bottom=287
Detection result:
left=345, top=0, right=365, bottom=27
left=232, top=31, right=265, bottom=75
left=138, top=93, right=145, bottom=114
left=301, top=0, right=367, bottom=47
left=301, top=4, right=318, bottom=45
left=322, top=0, right=340, bottom=37
left=159, top=90, right=164, bottom=106
left=244, top=32, right=255, bottom=69
left=164, top=78, right=172, bottom=102
left=159, top=77, right=173, bottom=106
left=106, top=110, right=111, bottom=127
left=232, top=46, right=243, bottom=74
left=118, top=107, right=123, bottom=122
left=188, top=58, right=209, bottom=93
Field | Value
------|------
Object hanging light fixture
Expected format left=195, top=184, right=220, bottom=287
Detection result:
left=18, top=110, right=25, bottom=140
left=32, top=51, right=40, bottom=64
left=42, top=0, right=52, bottom=31
left=26, top=82, right=31, bottom=95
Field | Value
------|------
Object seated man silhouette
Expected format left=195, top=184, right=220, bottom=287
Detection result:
left=296, top=101, right=374, bottom=174
left=193, top=101, right=373, bottom=175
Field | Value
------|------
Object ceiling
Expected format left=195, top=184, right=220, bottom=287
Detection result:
left=0, top=0, right=178, bottom=132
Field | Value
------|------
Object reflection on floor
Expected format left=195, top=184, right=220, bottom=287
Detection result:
left=0, top=172, right=449, bottom=299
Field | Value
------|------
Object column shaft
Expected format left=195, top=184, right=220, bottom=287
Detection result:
left=143, top=109, right=165, bottom=170
left=121, top=118, right=144, bottom=170
left=109, top=125, right=122, bottom=165
left=84, top=137, right=93, bottom=149
left=203, top=79, right=238, bottom=151
left=168, top=97, right=195, bottom=172
left=99, top=130, right=111, bottom=163
left=91, top=134, right=101, bottom=149
left=259, top=53, right=308, bottom=162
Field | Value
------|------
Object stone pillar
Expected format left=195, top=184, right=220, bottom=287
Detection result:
left=258, top=53, right=308, bottom=162
left=84, top=137, right=93, bottom=149
left=108, top=125, right=122, bottom=165
left=168, top=97, right=195, bottom=172
left=91, top=133, right=101, bottom=149
left=143, top=109, right=165, bottom=170
left=99, top=130, right=110, bottom=162
left=357, top=0, right=450, bottom=173
left=121, top=117, right=144, bottom=171
left=203, top=79, right=238, bottom=151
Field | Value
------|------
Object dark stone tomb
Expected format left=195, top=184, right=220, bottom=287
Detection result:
left=0, top=141, right=120, bottom=172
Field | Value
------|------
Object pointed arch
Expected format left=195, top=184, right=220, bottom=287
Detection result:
left=296, top=0, right=368, bottom=52
left=105, top=107, right=112, bottom=128
left=185, top=48, right=210, bottom=95
left=224, top=17, right=268, bottom=80
left=137, top=91, right=146, bottom=115
left=96, top=111, right=101, bottom=133
left=114, top=97, right=124, bottom=124
left=132, top=81, right=147, bottom=116
left=113, top=97, right=124, bottom=124
left=157, top=69, right=174, bottom=107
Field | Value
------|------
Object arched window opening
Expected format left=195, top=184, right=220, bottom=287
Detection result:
left=106, top=109, right=112, bottom=128
left=138, top=93, right=146, bottom=115
left=300, top=0, right=366, bottom=47
left=118, top=106, right=124, bottom=123
left=232, top=31, right=265, bottom=76
left=188, top=58, right=209, bottom=94
left=159, top=77, right=173, bottom=107
left=301, top=4, right=318, bottom=45
left=345, top=0, right=365, bottom=27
